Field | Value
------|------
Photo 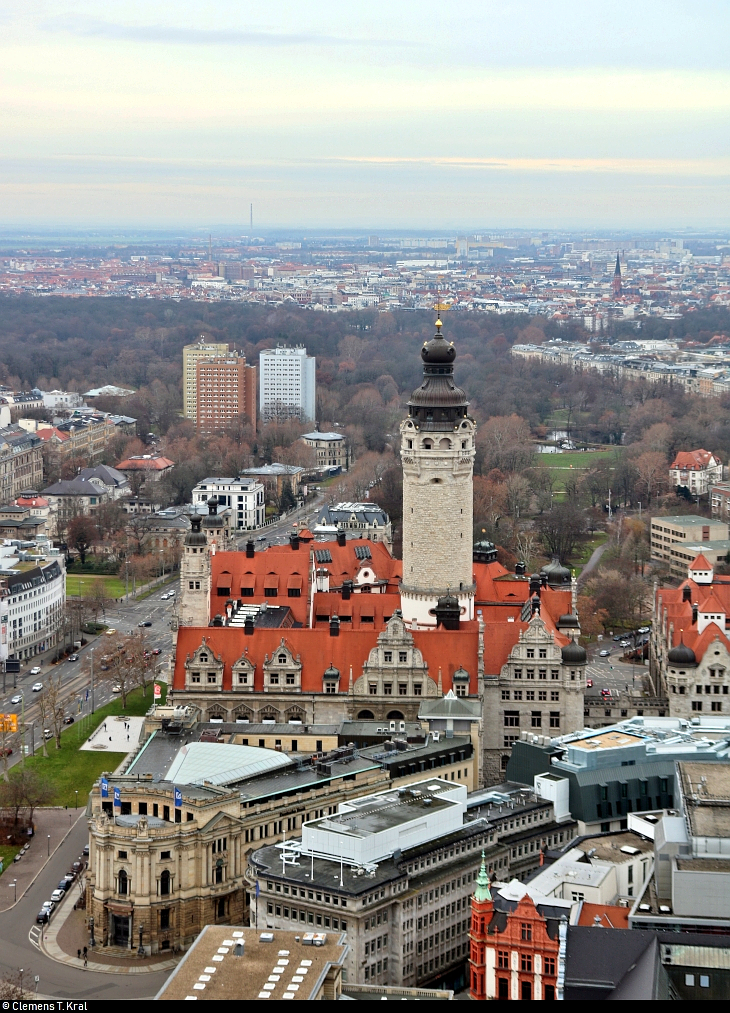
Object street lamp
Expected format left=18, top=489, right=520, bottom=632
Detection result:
left=89, top=915, right=95, bottom=948
left=75, top=789, right=79, bottom=809
left=138, top=924, right=144, bottom=957
left=11, top=879, right=16, bottom=903
left=47, top=834, right=51, bottom=856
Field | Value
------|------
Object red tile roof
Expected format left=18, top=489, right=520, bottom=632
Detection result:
left=690, top=553, right=713, bottom=570
left=116, top=456, right=174, bottom=470
left=173, top=623, right=483, bottom=695
left=670, top=449, right=718, bottom=471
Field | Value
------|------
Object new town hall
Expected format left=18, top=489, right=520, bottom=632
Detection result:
left=172, top=319, right=588, bottom=782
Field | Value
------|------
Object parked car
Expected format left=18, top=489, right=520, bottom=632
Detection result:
left=68, top=654, right=79, bottom=662
left=138, top=620, right=152, bottom=627
left=612, top=635, right=622, bottom=641
left=638, top=626, right=650, bottom=634
left=601, top=688, right=612, bottom=697
left=58, top=879, right=70, bottom=893
left=10, top=694, right=21, bottom=705
left=36, top=909, right=49, bottom=924
left=112, top=684, right=121, bottom=693
left=82, top=844, right=89, bottom=856
left=620, top=640, right=630, bottom=648
left=598, top=649, right=611, bottom=657
left=51, top=889, right=65, bottom=903
left=63, top=715, right=75, bottom=725
left=32, top=682, right=43, bottom=692
left=152, top=648, right=161, bottom=656
left=29, top=666, right=41, bottom=676
left=105, top=628, right=117, bottom=636
left=72, top=861, right=82, bottom=874
left=42, top=899, right=55, bottom=913
left=586, top=679, right=593, bottom=688
left=43, top=729, right=53, bottom=740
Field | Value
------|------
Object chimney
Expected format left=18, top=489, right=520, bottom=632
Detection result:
left=342, top=580, right=353, bottom=600
left=540, top=571, right=548, bottom=588
left=515, top=561, right=526, bottom=576
left=244, top=616, right=255, bottom=636
left=692, top=602, right=699, bottom=624
left=246, top=539, right=255, bottom=558
left=337, top=530, right=346, bottom=547
left=529, top=573, right=541, bottom=596
left=289, top=532, right=300, bottom=551
left=330, top=614, right=340, bottom=637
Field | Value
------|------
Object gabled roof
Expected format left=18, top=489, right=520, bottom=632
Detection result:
left=418, top=690, right=482, bottom=720
left=173, top=623, right=482, bottom=697
left=699, top=590, right=726, bottom=614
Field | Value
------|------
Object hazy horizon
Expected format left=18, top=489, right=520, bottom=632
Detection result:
left=3, top=1, right=730, bottom=230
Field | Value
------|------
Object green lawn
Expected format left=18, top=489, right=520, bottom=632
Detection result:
left=0, top=844, right=21, bottom=879
left=536, top=448, right=621, bottom=493
left=23, top=683, right=167, bottom=806
left=66, top=573, right=127, bottom=598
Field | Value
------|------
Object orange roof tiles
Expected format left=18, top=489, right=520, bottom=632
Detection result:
left=690, top=553, right=713, bottom=570
left=670, top=449, right=718, bottom=471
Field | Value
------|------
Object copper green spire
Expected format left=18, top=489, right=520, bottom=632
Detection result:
left=474, top=851, right=491, bottom=902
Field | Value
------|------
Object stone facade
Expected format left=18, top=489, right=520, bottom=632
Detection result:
left=482, top=616, right=586, bottom=786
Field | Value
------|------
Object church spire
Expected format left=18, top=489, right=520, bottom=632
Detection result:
left=474, top=851, right=491, bottom=902
left=612, top=252, right=622, bottom=298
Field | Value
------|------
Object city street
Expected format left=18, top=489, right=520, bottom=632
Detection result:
left=0, top=583, right=178, bottom=763
left=0, top=814, right=170, bottom=999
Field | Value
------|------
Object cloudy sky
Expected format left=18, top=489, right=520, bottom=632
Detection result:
left=2, top=1, right=730, bottom=230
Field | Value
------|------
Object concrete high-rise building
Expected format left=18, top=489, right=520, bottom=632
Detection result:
left=259, top=345, right=316, bottom=422
left=182, top=336, right=229, bottom=421
left=195, top=353, right=256, bottom=434
left=400, top=316, right=476, bottom=626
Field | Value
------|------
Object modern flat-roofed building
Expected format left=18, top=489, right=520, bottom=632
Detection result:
left=191, top=477, right=265, bottom=530
left=259, top=345, right=315, bottom=422
left=650, top=514, right=729, bottom=565
left=183, top=336, right=230, bottom=421
left=196, top=354, right=256, bottom=434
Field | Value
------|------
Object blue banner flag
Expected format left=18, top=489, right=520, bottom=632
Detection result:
left=101, top=778, right=108, bottom=799
left=174, top=787, right=182, bottom=808
left=113, top=786, right=121, bottom=808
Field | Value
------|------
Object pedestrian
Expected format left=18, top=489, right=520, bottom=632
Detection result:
left=84, top=954, right=87, bottom=968
left=77, top=949, right=81, bottom=960
left=109, top=736, right=112, bottom=742
left=83, top=946, right=87, bottom=958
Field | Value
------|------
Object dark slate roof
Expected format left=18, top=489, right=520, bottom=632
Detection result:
left=564, top=926, right=663, bottom=1000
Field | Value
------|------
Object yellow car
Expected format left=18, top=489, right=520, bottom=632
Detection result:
left=105, top=628, right=117, bottom=636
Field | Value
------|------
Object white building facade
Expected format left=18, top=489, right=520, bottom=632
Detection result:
left=191, top=477, right=265, bottom=530
left=259, top=345, right=316, bottom=422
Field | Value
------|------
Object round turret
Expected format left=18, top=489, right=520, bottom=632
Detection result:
left=668, top=641, right=697, bottom=667
left=185, top=514, right=207, bottom=547
left=561, top=637, right=587, bottom=664
left=324, top=665, right=340, bottom=679
left=202, top=496, right=224, bottom=529
left=543, top=557, right=572, bottom=588
left=407, top=318, right=469, bottom=424
left=558, top=613, right=580, bottom=629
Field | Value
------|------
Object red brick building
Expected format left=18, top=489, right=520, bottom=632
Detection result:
left=469, top=861, right=560, bottom=1001
left=196, top=354, right=256, bottom=433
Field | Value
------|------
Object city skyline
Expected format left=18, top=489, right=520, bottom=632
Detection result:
left=2, top=2, right=730, bottom=228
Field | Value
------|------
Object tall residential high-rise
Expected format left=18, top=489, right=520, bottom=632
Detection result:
left=182, top=336, right=230, bottom=421
left=400, top=316, right=476, bottom=626
left=259, top=345, right=316, bottom=422
left=195, top=353, right=256, bottom=434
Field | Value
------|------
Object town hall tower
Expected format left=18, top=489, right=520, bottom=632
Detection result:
left=400, top=316, right=476, bottom=626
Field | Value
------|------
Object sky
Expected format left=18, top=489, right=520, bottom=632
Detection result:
left=2, top=1, right=730, bottom=231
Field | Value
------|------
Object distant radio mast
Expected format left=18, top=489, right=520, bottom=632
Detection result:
left=250, top=203, right=253, bottom=232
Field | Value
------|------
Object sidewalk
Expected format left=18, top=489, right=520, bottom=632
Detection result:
left=42, top=885, right=180, bottom=975
left=0, top=807, right=86, bottom=912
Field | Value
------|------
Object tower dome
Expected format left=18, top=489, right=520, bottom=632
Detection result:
left=668, top=640, right=697, bottom=666
left=561, top=637, right=587, bottom=664
left=407, top=318, right=469, bottom=426
left=543, top=557, right=572, bottom=588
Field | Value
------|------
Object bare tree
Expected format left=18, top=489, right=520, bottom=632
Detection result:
left=44, top=669, right=71, bottom=750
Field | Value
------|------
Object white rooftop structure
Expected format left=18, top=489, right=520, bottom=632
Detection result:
left=281, top=779, right=466, bottom=870
left=165, top=741, right=291, bottom=786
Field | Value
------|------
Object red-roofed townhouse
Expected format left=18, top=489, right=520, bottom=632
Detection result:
left=669, top=449, right=722, bottom=495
